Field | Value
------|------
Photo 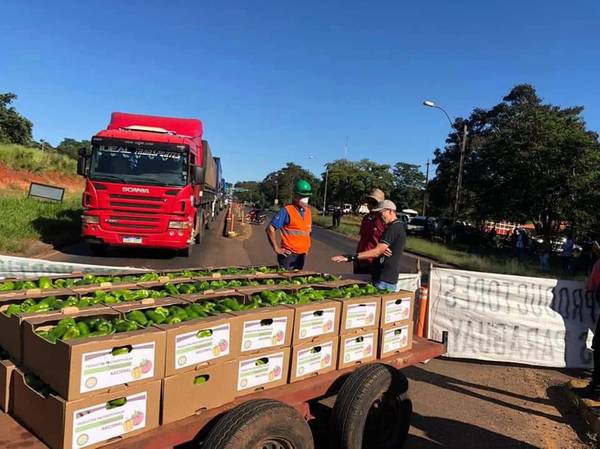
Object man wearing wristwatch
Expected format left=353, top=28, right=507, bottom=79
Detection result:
left=332, top=200, right=405, bottom=291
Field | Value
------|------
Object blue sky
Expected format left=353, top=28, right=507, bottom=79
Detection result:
left=2, top=1, right=599, bottom=182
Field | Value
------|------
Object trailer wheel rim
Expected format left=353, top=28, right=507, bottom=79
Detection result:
left=362, top=393, right=401, bottom=446
left=258, top=438, right=294, bottom=449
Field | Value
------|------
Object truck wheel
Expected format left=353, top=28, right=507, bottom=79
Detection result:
left=89, top=243, right=108, bottom=256
left=202, top=399, right=314, bottom=449
left=330, top=363, right=411, bottom=449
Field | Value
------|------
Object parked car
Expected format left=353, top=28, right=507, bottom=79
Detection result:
left=532, top=235, right=582, bottom=255
left=407, top=216, right=437, bottom=237
left=342, top=203, right=353, bottom=214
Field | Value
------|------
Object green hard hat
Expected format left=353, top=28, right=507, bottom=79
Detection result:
left=294, top=179, right=313, bottom=196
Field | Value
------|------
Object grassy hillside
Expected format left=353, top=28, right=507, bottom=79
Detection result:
left=0, top=194, right=82, bottom=254
left=0, top=143, right=76, bottom=174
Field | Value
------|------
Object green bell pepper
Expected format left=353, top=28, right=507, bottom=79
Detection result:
left=38, top=277, right=53, bottom=289
left=126, top=310, right=148, bottom=327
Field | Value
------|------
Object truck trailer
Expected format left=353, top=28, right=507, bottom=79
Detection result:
left=77, top=112, right=219, bottom=257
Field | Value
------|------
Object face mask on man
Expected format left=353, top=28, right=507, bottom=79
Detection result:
left=299, top=197, right=309, bottom=206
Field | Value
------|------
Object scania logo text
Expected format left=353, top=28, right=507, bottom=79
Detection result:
left=122, top=187, right=150, bottom=193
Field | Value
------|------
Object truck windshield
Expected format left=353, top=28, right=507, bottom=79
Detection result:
left=89, top=143, right=188, bottom=186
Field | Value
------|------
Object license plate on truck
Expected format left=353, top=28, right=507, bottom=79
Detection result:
left=123, top=236, right=143, bottom=244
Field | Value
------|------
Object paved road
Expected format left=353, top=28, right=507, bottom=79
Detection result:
left=43, top=217, right=588, bottom=448
left=45, top=214, right=423, bottom=278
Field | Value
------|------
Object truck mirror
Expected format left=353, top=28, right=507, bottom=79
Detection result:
left=193, top=166, right=205, bottom=184
left=76, top=156, right=87, bottom=176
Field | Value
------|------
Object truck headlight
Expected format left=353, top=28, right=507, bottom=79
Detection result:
left=168, top=220, right=191, bottom=229
left=82, top=215, right=100, bottom=225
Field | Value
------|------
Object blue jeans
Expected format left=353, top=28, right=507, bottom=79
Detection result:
left=373, top=280, right=397, bottom=292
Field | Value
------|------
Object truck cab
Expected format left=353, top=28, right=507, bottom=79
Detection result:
left=77, top=112, right=218, bottom=257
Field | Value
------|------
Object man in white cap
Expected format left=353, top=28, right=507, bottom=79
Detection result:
left=332, top=199, right=406, bottom=291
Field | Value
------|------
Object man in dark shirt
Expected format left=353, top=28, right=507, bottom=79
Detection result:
left=332, top=200, right=406, bottom=291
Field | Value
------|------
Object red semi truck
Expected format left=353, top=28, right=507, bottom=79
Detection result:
left=76, top=112, right=219, bottom=257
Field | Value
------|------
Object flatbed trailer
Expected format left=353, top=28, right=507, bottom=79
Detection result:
left=0, top=337, right=444, bottom=449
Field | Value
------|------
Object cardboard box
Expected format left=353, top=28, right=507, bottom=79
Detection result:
left=235, top=347, right=291, bottom=397
left=290, top=337, right=338, bottom=383
left=338, top=330, right=378, bottom=369
left=161, top=360, right=236, bottom=424
left=379, top=322, right=414, bottom=358
left=159, top=314, right=241, bottom=377
left=0, top=358, right=15, bottom=412
left=380, top=291, right=414, bottom=328
left=338, top=296, right=381, bottom=335
left=233, top=307, right=294, bottom=354
left=0, top=298, right=108, bottom=363
left=22, top=309, right=166, bottom=400
left=288, top=300, right=341, bottom=344
left=13, top=370, right=160, bottom=449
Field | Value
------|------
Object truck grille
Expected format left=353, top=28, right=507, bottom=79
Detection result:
left=108, top=194, right=165, bottom=211
left=105, top=215, right=161, bottom=233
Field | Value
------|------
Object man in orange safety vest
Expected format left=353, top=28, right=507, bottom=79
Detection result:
left=266, top=179, right=313, bottom=270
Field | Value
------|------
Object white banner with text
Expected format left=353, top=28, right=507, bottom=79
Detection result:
left=429, top=267, right=597, bottom=368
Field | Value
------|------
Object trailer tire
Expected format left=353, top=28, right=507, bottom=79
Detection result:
left=202, top=399, right=314, bottom=449
left=330, top=363, right=411, bottom=449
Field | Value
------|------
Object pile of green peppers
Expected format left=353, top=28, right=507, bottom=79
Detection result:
left=0, top=273, right=164, bottom=292
left=35, top=298, right=244, bottom=343
left=2, top=274, right=339, bottom=318
left=250, top=284, right=386, bottom=307
left=3, top=289, right=169, bottom=317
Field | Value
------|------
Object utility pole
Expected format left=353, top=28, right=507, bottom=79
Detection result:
left=322, top=165, right=329, bottom=216
left=422, top=159, right=430, bottom=216
left=452, top=123, right=468, bottom=222
left=274, top=179, right=279, bottom=205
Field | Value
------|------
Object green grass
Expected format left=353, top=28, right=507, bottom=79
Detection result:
left=0, top=143, right=76, bottom=174
left=0, top=194, right=82, bottom=254
left=313, top=213, right=582, bottom=279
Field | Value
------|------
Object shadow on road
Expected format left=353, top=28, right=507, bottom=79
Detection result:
left=546, top=385, right=594, bottom=445
left=405, top=364, right=565, bottom=423
left=406, top=413, right=539, bottom=448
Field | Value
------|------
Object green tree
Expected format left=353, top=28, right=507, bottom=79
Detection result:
left=430, top=84, right=600, bottom=235
left=322, top=159, right=394, bottom=209
left=260, top=163, right=319, bottom=206
left=0, top=93, right=33, bottom=145
left=56, top=138, right=91, bottom=160
left=391, top=162, right=425, bottom=211
left=234, top=181, right=264, bottom=204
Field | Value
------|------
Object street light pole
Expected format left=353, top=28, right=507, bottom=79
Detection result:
left=423, top=100, right=468, bottom=222
left=274, top=179, right=279, bottom=205
left=322, top=165, right=328, bottom=216
left=422, top=159, right=430, bottom=216
left=453, top=123, right=468, bottom=221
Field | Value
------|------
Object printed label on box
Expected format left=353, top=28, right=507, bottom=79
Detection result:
left=384, top=297, right=411, bottom=324
left=345, top=302, right=377, bottom=330
left=299, top=307, right=336, bottom=340
left=80, top=343, right=155, bottom=394
left=241, top=316, right=287, bottom=351
left=237, top=352, right=284, bottom=391
left=72, top=391, right=147, bottom=449
left=343, top=333, right=374, bottom=363
left=175, top=323, right=230, bottom=369
left=383, top=326, right=409, bottom=353
left=296, top=342, right=333, bottom=378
